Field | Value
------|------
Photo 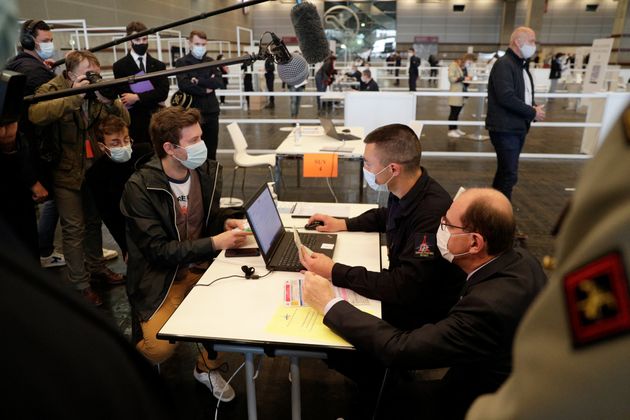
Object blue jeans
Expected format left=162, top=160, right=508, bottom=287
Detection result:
left=289, top=85, right=305, bottom=118
left=489, top=131, right=526, bottom=201
left=38, top=199, right=59, bottom=257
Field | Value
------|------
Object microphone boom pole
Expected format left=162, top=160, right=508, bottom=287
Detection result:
left=25, top=53, right=258, bottom=104
left=51, top=0, right=271, bottom=68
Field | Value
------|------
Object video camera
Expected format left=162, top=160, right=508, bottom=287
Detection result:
left=84, top=71, right=119, bottom=101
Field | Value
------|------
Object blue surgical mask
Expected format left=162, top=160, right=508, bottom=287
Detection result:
left=37, top=42, right=55, bottom=60
left=106, top=144, right=132, bottom=163
left=363, top=165, right=394, bottom=192
left=520, top=42, right=536, bottom=60
left=191, top=45, right=206, bottom=60
left=174, top=141, right=207, bottom=169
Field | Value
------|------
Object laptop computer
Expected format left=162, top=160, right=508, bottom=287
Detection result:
left=244, top=184, right=337, bottom=272
left=320, top=117, right=361, bottom=141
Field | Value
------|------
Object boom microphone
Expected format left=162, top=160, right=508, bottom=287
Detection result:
left=290, top=2, right=330, bottom=64
left=277, top=54, right=309, bottom=86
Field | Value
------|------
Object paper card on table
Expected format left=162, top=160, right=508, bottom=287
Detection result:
left=303, top=153, right=338, bottom=178
left=265, top=305, right=378, bottom=346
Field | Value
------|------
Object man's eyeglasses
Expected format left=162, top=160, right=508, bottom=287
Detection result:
left=440, top=217, right=468, bottom=232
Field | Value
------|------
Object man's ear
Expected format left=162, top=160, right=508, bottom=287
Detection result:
left=163, top=141, right=175, bottom=156
left=96, top=142, right=107, bottom=154
left=469, top=232, right=485, bottom=255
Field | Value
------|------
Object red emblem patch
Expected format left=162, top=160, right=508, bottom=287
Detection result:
left=564, top=252, right=630, bottom=348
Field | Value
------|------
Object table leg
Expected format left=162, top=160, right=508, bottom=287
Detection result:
left=467, top=85, right=489, bottom=142
left=245, top=353, right=258, bottom=420
left=290, top=356, right=301, bottom=420
left=296, top=158, right=301, bottom=187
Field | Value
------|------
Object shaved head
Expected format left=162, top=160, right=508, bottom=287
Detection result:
left=510, top=26, right=535, bottom=46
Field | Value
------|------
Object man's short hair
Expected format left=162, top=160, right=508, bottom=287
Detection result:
left=126, top=21, right=147, bottom=36
left=461, top=196, right=515, bottom=256
left=189, top=30, right=207, bottom=41
left=21, top=20, right=51, bottom=43
left=65, top=50, right=100, bottom=72
left=362, top=69, right=371, bottom=78
left=408, top=48, right=415, bottom=52
left=364, top=124, right=421, bottom=172
left=150, top=107, right=201, bottom=159
left=95, top=115, right=128, bottom=143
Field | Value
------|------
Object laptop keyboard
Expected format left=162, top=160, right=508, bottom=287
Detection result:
left=278, top=234, right=319, bottom=268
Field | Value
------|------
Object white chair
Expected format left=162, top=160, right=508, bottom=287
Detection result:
left=226, top=122, right=277, bottom=201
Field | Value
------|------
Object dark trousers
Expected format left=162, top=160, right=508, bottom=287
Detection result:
left=448, top=106, right=463, bottom=130
left=265, top=73, right=274, bottom=104
left=489, top=131, right=527, bottom=201
left=201, top=113, right=220, bottom=161
left=315, top=73, right=326, bottom=110
left=409, top=72, right=418, bottom=91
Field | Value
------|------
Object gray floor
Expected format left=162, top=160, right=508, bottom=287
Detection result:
left=54, top=93, right=586, bottom=419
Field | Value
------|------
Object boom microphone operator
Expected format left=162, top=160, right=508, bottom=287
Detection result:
left=290, top=2, right=330, bottom=64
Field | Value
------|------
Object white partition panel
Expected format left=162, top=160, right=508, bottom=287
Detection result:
left=344, top=92, right=417, bottom=134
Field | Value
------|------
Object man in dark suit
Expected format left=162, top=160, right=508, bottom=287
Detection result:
left=408, top=48, right=420, bottom=91
left=175, top=30, right=224, bottom=160
left=112, top=21, right=169, bottom=149
left=303, top=188, right=547, bottom=419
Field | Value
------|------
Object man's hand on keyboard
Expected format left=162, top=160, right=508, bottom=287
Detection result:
left=299, top=247, right=334, bottom=280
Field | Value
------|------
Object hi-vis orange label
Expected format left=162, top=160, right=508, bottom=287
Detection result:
left=303, top=153, right=338, bottom=178
left=85, top=139, right=94, bottom=159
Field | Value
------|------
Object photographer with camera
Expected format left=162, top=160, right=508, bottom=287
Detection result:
left=28, top=50, right=130, bottom=306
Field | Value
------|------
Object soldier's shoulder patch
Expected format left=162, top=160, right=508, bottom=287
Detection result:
left=563, top=251, right=630, bottom=349
left=414, top=233, right=437, bottom=259
left=623, top=107, right=630, bottom=146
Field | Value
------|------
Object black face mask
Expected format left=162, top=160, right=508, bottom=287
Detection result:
left=132, top=43, right=148, bottom=56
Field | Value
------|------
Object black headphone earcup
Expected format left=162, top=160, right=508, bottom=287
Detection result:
left=20, top=20, right=39, bottom=51
left=241, top=265, right=255, bottom=279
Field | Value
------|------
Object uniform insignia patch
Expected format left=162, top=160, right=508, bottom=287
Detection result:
left=564, top=252, right=630, bottom=348
left=414, top=233, right=436, bottom=259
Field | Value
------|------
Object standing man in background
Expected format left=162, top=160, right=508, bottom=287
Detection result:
left=113, top=21, right=168, bottom=153
left=6, top=19, right=65, bottom=268
left=264, top=55, right=275, bottom=109
left=486, top=26, right=545, bottom=202
left=175, top=30, right=223, bottom=160
left=408, top=48, right=420, bottom=91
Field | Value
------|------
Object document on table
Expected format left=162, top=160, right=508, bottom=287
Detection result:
left=292, top=202, right=351, bottom=218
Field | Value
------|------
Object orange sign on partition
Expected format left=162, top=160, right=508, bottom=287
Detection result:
left=303, top=153, right=338, bottom=178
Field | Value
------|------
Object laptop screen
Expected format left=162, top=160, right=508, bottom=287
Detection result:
left=244, top=185, right=284, bottom=257
left=319, top=118, right=339, bottom=138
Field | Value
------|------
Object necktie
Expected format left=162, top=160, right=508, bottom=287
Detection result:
left=138, top=57, right=145, bottom=73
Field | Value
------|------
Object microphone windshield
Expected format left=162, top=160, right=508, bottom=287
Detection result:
left=277, top=53, right=309, bottom=86
left=290, top=2, right=329, bottom=64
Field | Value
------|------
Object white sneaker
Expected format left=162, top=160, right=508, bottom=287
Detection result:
left=102, top=248, right=119, bottom=261
left=456, top=129, right=467, bottom=136
left=447, top=130, right=461, bottom=138
left=40, top=252, right=66, bottom=268
left=193, top=369, right=236, bottom=402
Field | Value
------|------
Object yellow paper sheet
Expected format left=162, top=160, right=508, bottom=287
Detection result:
left=265, top=305, right=376, bottom=347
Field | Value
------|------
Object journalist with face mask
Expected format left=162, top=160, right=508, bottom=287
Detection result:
left=303, top=188, right=547, bottom=419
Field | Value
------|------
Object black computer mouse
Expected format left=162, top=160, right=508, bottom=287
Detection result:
left=304, top=221, right=324, bottom=230
left=342, top=129, right=351, bottom=133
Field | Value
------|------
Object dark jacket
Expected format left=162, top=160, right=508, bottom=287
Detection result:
left=120, top=156, right=234, bottom=321
left=332, top=168, right=466, bottom=329
left=359, top=79, right=379, bottom=92
left=549, top=57, right=562, bottom=79
left=6, top=51, right=56, bottom=187
left=175, top=53, right=223, bottom=115
left=112, top=53, right=169, bottom=144
left=485, top=48, right=537, bottom=134
left=325, top=248, right=547, bottom=418
left=409, top=55, right=420, bottom=76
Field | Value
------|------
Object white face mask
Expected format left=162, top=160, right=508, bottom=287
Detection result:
left=363, top=165, right=394, bottom=192
left=106, top=144, right=132, bottom=163
left=520, top=42, right=536, bottom=59
left=37, top=41, right=55, bottom=60
left=173, top=141, right=207, bottom=169
left=361, top=77, right=369, bottom=84
left=436, top=225, right=471, bottom=263
left=191, top=45, right=207, bottom=60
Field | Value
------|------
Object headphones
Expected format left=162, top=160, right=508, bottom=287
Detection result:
left=20, top=20, right=44, bottom=51
left=241, top=265, right=259, bottom=279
